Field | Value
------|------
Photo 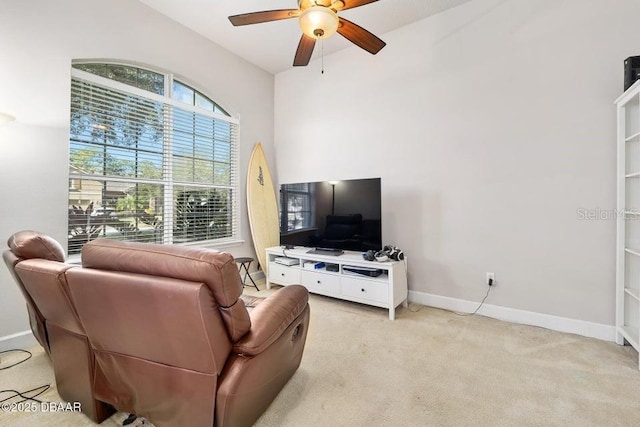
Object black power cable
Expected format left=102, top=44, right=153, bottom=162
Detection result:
left=0, top=349, right=32, bottom=370
left=0, top=384, right=51, bottom=405
left=0, top=349, right=51, bottom=406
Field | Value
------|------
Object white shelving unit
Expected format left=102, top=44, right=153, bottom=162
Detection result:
left=616, top=79, right=640, bottom=368
left=265, top=246, right=408, bottom=320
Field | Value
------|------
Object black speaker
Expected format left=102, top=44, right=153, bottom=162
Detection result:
left=624, top=56, right=640, bottom=92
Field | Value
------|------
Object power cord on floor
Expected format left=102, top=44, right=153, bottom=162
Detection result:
left=0, top=384, right=51, bottom=404
left=0, top=349, right=52, bottom=406
left=0, top=349, right=32, bottom=370
left=454, top=278, right=493, bottom=316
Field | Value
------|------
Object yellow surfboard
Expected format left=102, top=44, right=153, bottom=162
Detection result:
left=246, top=142, right=280, bottom=274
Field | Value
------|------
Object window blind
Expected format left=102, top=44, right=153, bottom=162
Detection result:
left=69, top=68, right=239, bottom=254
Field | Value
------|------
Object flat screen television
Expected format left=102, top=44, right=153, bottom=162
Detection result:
left=279, top=177, right=382, bottom=252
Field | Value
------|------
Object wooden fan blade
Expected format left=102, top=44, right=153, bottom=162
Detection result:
left=228, top=9, right=299, bottom=26
left=336, top=0, right=379, bottom=11
left=293, top=35, right=317, bottom=66
left=337, top=18, right=386, bottom=55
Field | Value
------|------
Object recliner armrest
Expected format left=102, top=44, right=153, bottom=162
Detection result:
left=233, top=285, right=309, bottom=356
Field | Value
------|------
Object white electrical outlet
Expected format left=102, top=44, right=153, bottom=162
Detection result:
left=486, top=272, right=495, bottom=286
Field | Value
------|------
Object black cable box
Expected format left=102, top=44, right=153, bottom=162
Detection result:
left=326, top=263, right=339, bottom=272
left=343, top=265, right=383, bottom=277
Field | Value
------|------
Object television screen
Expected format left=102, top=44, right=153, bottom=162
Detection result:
left=279, top=177, right=382, bottom=252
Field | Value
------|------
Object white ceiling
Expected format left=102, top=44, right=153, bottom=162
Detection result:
left=138, top=0, right=473, bottom=74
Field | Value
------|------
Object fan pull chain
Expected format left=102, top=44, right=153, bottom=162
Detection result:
left=321, top=38, right=325, bottom=74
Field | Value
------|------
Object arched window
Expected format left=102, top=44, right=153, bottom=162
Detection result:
left=68, top=62, right=239, bottom=254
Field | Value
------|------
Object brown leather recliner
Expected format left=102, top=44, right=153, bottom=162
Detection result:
left=2, top=231, right=59, bottom=354
left=2, top=231, right=115, bottom=422
left=65, top=238, right=310, bottom=427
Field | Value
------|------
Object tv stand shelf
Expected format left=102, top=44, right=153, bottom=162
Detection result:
left=265, top=246, right=408, bottom=320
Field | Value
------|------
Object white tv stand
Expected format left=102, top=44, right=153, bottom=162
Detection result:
left=265, top=246, right=408, bottom=320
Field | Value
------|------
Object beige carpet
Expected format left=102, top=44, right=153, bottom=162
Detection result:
left=2, top=280, right=640, bottom=426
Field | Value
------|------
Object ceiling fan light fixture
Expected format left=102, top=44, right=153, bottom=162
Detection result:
left=299, top=6, right=339, bottom=39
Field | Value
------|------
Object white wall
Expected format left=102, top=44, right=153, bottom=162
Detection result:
left=275, top=0, right=640, bottom=326
left=0, top=0, right=274, bottom=340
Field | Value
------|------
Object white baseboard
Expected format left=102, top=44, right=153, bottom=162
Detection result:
left=0, top=330, right=37, bottom=352
left=409, top=290, right=616, bottom=342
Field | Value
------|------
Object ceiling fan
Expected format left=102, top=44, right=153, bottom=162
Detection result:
left=228, top=0, right=386, bottom=67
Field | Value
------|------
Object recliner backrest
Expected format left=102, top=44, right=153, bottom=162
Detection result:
left=2, top=250, right=49, bottom=351
left=4, top=231, right=115, bottom=422
left=14, top=259, right=81, bottom=335
left=65, top=239, right=252, bottom=424
left=66, top=268, right=232, bottom=375
left=7, top=230, right=66, bottom=261
left=72, top=239, right=251, bottom=371
left=2, top=230, right=68, bottom=352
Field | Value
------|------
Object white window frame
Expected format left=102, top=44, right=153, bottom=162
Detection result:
left=68, top=64, right=242, bottom=254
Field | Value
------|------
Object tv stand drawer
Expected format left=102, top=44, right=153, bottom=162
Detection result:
left=301, top=270, right=340, bottom=295
left=268, top=262, right=301, bottom=286
left=341, top=277, right=388, bottom=304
